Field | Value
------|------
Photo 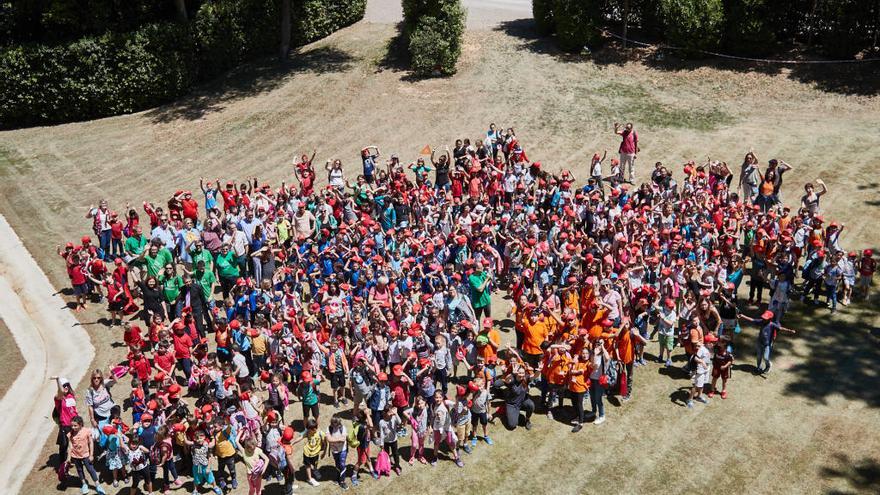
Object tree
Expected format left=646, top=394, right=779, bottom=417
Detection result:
left=280, top=0, right=290, bottom=60
left=173, top=0, right=187, bottom=22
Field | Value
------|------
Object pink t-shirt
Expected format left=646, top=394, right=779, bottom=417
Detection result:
left=68, top=427, right=92, bottom=459
left=619, top=130, right=638, bottom=154
left=55, top=393, right=79, bottom=427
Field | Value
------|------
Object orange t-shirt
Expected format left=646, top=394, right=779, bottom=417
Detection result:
left=616, top=329, right=634, bottom=365
left=546, top=353, right=569, bottom=385
left=521, top=317, right=550, bottom=355
left=477, top=329, right=501, bottom=360
left=567, top=360, right=591, bottom=393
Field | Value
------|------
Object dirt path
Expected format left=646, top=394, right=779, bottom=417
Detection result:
left=364, top=0, right=531, bottom=28
left=0, top=214, right=93, bottom=494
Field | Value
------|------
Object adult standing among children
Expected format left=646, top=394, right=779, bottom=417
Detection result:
left=614, top=122, right=639, bottom=183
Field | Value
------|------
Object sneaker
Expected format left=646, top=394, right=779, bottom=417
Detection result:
left=81, top=484, right=89, bottom=495
left=430, top=460, right=437, bottom=467
left=665, top=359, right=673, bottom=367
left=695, top=396, right=708, bottom=404
left=547, top=409, right=554, bottom=420
left=687, top=400, right=694, bottom=408
left=463, top=444, right=472, bottom=454
left=621, top=395, right=631, bottom=402
left=231, top=478, right=238, bottom=489
left=454, top=459, right=464, bottom=468
left=707, top=391, right=715, bottom=398
left=173, top=478, right=184, bottom=487
left=525, top=421, right=533, bottom=430
left=339, top=480, right=348, bottom=490
left=351, top=475, right=360, bottom=486
left=213, top=488, right=223, bottom=495
left=96, top=486, right=106, bottom=495
left=308, top=478, right=319, bottom=487
left=393, top=466, right=402, bottom=476
left=571, top=423, right=582, bottom=433
left=593, top=415, right=606, bottom=425
left=371, top=471, right=379, bottom=480
left=113, top=481, right=118, bottom=488
left=484, top=436, right=493, bottom=446
left=341, top=398, right=349, bottom=405
left=333, top=400, right=340, bottom=409
left=470, top=437, right=477, bottom=448
left=721, top=390, right=728, bottom=399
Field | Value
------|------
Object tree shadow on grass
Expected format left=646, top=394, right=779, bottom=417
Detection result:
left=494, top=18, right=880, bottom=96
left=820, top=454, right=880, bottom=494
left=779, top=292, right=880, bottom=408
left=145, top=46, right=358, bottom=124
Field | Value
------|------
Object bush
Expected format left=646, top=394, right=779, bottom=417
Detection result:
left=292, top=0, right=367, bottom=45
left=553, top=0, right=601, bottom=52
left=659, top=0, right=725, bottom=53
left=403, top=0, right=466, bottom=77
left=533, top=0, right=555, bottom=36
left=721, top=0, right=775, bottom=55
left=0, top=22, right=197, bottom=128
left=0, top=0, right=367, bottom=128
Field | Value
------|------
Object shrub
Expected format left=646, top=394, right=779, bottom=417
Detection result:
left=721, top=0, right=775, bottom=56
left=0, top=0, right=367, bottom=128
left=659, top=0, right=725, bottom=53
left=292, top=0, right=367, bottom=45
left=533, top=0, right=555, bottom=36
left=552, top=0, right=601, bottom=52
left=0, top=22, right=197, bottom=128
left=403, top=0, right=466, bottom=77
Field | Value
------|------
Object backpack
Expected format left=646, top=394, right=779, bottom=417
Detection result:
left=347, top=423, right=361, bottom=449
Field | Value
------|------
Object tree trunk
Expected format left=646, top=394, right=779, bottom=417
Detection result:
left=280, top=0, right=291, bottom=61
left=173, top=0, right=187, bottom=23
left=622, top=0, right=630, bottom=49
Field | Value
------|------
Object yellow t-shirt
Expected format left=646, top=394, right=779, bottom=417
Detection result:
left=252, top=335, right=268, bottom=356
left=214, top=428, right=236, bottom=458
left=302, top=431, right=325, bottom=457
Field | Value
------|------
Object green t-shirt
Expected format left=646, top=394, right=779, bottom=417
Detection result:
left=215, top=251, right=240, bottom=279
left=190, top=248, right=214, bottom=271
left=124, top=235, right=149, bottom=262
left=469, top=271, right=491, bottom=309
left=144, top=248, right=173, bottom=278
left=195, top=269, right=216, bottom=300
left=161, top=275, right=184, bottom=303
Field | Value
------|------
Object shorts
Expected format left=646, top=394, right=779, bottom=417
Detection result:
left=73, top=283, right=89, bottom=296
left=692, top=372, right=708, bottom=388
left=357, top=446, right=370, bottom=465
left=193, top=464, right=215, bottom=485
left=130, top=467, right=150, bottom=487
left=303, top=454, right=319, bottom=468
left=454, top=423, right=471, bottom=444
left=108, top=299, right=125, bottom=312
left=330, top=371, right=346, bottom=389
left=471, top=411, right=488, bottom=426
left=659, top=334, right=675, bottom=351
left=712, top=366, right=731, bottom=380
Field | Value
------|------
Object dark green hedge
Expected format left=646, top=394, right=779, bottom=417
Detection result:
left=402, top=0, right=467, bottom=77
left=659, top=0, right=725, bottom=53
left=553, top=0, right=601, bottom=52
left=532, top=0, right=555, bottom=36
left=0, top=0, right=366, bottom=128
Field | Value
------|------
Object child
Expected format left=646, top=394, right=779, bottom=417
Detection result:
left=402, top=396, right=429, bottom=465
left=430, top=391, right=463, bottom=468
left=379, top=406, right=402, bottom=475
left=452, top=386, right=473, bottom=455
left=709, top=337, right=734, bottom=399
left=154, top=425, right=184, bottom=491
left=350, top=408, right=376, bottom=483
left=123, top=432, right=151, bottom=495
left=236, top=436, right=270, bottom=495
left=265, top=373, right=290, bottom=421
left=297, top=370, right=321, bottom=424
left=66, top=415, right=107, bottom=494
left=326, top=417, right=349, bottom=490
left=185, top=429, right=223, bottom=495
left=301, top=417, right=326, bottom=486
left=468, top=378, right=493, bottom=447
left=687, top=341, right=712, bottom=408
left=101, top=424, right=125, bottom=488
left=856, top=249, right=875, bottom=300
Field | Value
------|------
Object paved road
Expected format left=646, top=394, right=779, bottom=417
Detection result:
left=0, top=214, right=94, bottom=494
left=365, top=0, right=532, bottom=29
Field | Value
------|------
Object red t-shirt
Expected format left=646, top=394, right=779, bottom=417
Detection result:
left=154, top=350, right=176, bottom=372
left=172, top=333, right=193, bottom=360
left=128, top=354, right=151, bottom=380
left=619, top=129, right=638, bottom=154
left=181, top=199, right=199, bottom=221
left=110, top=220, right=124, bottom=240
left=67, top=259, right=87, bottom=285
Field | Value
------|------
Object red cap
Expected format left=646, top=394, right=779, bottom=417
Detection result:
left=301, top=371, right=313, bottom=383
left=140, top=414, right=153, bottom=422
left=456, top=385, right=467, bottom=397
left=102, top=425, right=117, bottom=435
left=229, top=320, right=241, bottom=329
left=392, top=364, right=403, bottom=376
left=761, top=310, right=774, bottom=320
left=282, top=426, right=295, bottom=443
left=377, top=372, right=388, bottom=382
